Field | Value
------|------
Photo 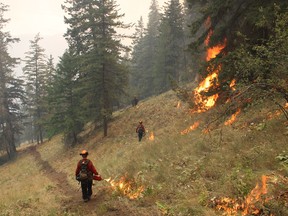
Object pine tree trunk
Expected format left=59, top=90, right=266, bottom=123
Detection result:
left=6, top=121, right=17, bottom=158
left=103, top=116, right=108, bottom=137
left=39, top=126, right=43, bottom=143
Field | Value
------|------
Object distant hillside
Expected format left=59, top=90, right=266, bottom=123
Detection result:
left=0, top=89, right=287, bottom=216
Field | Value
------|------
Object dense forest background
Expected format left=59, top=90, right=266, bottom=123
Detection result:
left=0, top=0, right=287, bottom=159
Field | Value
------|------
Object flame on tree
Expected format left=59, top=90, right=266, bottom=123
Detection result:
left=192, top=17, right=227, bottom=113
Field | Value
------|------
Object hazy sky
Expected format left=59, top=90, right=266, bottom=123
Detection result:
left=1, top=0, right=169, bottom=72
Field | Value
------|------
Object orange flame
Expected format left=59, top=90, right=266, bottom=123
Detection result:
left=195, top=71, right=219, bottom=93
left=181, top=122, right=200, bottom=135
left=268, top=102, right=288, bottom=119
left=205, top=16, right=211, bottom=28
left=177, top=101, right=181, bottom=108
left=230, top=79, right=236, bottom=91
left=193, top=69, right=220, bottom=113
left=202, top=128, right=210, bottom=134
left=213, top=197, right=241, bottom=214
left=224, top=109, right=241, bottom=126
left=192, top=24, right=226, bottom=113
left=212, top=175, right=274, bottom=216
left=204, top=17, right=212, bottom=46
left=149, top=132, right=155, bottom=141
left=105, top=176, right=145, bottom=200
left=206, top=39, right=227, bottom=61
left=204, top=29, right=213, bottom=47
left=243, top=175, right=270, bottom=215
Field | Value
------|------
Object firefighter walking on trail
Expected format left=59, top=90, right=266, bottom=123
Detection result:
left=136, top=121, right=146, bottom=142
left=75, top=150, right=102, bottom=202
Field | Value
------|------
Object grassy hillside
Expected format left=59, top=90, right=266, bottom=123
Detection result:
left=0, top=89, right=287, bottom=216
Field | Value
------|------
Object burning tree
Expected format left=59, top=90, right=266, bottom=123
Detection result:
left=173, top=1, right=288, bottom=125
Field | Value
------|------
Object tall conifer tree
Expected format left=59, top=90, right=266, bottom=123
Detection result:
left=23, top=33, right=48, bottom=144
left=62, top=0, right=129, bottom=137
left=155, top=0, right=186, bottom=93
left=130, top=0, right=161, bottom=98
left=0, top=3, right=25, bottom=158
left=45, top=50, right=84, bottom=145
left=130, top=16, right=146, bottom=95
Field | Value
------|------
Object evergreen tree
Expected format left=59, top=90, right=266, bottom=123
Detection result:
left=130, top=0, right=161, bottom=98
left=155, top=0, right=186, bottom=93
left=45, top=50, right=84, bottom=145
left=46, top=55, right=56, bottom=87
left=62, top=0, right=130, bottom=137
left=130, top=16, right=146, bottom=96
left=133, top=16, right=145, bottom=45
left=182, top=0, right=201, bottom=81
left=0, top=3, right=25, bottom=158
left=22, top=33, right=48, bottom=144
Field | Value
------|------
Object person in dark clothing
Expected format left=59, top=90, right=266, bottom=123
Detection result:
left=132, top=96, right=139, bottom=107
left=136, top=121, right=145, bottom=142
left=75, top=150, right=102, bottom=202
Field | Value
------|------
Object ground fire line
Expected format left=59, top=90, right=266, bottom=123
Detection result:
left=104, top=175, right=145, bottom=200
left=209, top=175, right=288, bottom=216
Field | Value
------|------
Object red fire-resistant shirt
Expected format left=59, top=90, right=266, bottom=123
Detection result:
left=75, top=158, right=99, bottom=176
left=136, top=124, right=145, bottom=133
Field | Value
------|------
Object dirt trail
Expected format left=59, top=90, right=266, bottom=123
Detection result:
left=28, top=146, right=160, bottom=215
left=29, top=146, right=83, bottom=214
left=30, top=146, right=75, bottom=196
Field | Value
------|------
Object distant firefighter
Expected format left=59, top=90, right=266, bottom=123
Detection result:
left=136, top=121, right=145, bottom=142
left=132, top=96, right=139, bottom=107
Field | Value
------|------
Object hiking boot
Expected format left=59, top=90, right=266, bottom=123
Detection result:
left=83, top=198, right=89, bottom=202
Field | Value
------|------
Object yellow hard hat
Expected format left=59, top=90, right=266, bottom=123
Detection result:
left=80, top=150, right=88, bottom=155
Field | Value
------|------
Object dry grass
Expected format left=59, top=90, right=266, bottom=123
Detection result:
left=0, top=151, right=62, bottom=215
left=0, top=90, right=287, bottom=215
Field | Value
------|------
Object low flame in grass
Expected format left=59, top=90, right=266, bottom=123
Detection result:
left=267, top=110, right=283, bottom=120
left=105, top=176, right=145, bottom=200
left=202, top=128, right=210, bottom=134
left=212, top=175, right=274, bottom=216
left=267, top=103, right=288, bottom=119
left=242, top=175, right=271, bottom=215
left=181, top=122, right=200, bottom=135
left=177, top=101, right=181, bottom=108
left=213, top=197, right=241, bottom=215
left=230, top=79, right=236, bottom=91
left=225, top=109, right=241, bottom=126
left=149, top=132, right=155, bottom=141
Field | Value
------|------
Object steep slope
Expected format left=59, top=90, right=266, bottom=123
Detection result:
left=0, top=89, right=287, bottom=216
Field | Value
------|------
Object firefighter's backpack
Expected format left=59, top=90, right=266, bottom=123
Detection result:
left=77, top=159, right=91, bottom=181
left=138, top=125, right=144, bottom=133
